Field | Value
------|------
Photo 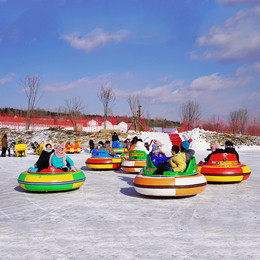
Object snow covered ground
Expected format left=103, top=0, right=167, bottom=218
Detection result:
left=1, top=130, right=260, bottom=259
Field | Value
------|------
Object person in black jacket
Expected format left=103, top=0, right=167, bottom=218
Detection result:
left=224, top=140, right=239, bottom=162
left=112, top=132, right=119, bottom=142
left=89, top=139, right=94, bottom=153
left=34, top=143, right=54, bottom=172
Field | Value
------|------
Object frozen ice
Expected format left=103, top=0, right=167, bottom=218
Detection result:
left=0, top=130, right=259, bottom=259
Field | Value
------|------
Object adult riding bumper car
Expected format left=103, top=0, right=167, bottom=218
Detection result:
left=86, top=148, right=123, bottom=170
left=133, top=156, right=207, bottom=197
left=17, top=167, right=86, bottom=192
left=36, top=143, right=54, bottom=156
left=197, top=153, right=251, bottom=183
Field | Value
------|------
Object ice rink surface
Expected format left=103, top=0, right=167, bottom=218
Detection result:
left=0, top=149, right=259, bottom=260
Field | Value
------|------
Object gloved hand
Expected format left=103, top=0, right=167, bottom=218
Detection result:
left=28, top=167, right=38, bottom=172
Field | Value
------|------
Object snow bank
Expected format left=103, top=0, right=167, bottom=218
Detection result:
left=180, top=128, right=260, bottom=151
left=180, top=128, right=211, bottom=151
left=140, top=132, right=172, bottom=155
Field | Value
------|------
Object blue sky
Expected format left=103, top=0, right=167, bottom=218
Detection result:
left=1, top=0, right=260, bottom=121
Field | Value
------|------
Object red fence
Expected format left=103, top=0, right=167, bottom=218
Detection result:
left=181, top=117, right=260, bottom=136
left=0, top=113, right=148, bottom=132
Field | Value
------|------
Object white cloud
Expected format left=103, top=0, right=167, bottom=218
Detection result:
left=187, top=72, right=253, bottom=91
left=189, top=6, right=260, bottom=62
left=234, top=62, right=260, bottom=75
left=158, top=76, right=171, bottom=82
left=0, top=73, right=15, bottom=85
left=42, top=73, right=118, bottom=93
left=124, top=71, right=134, bottom=78
left=252, top=62, right=260, bottom=73
left=248, top=90, right=260, bottom=100
left=218, top=0, right=260, bottom=6
left=43, top=77, right=92, bottom=93
left=60, top=29, right=133, bottom=53
left=114, top=67, right=256, bottom=107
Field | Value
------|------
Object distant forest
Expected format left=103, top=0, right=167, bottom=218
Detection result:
left=0, top=107, right=181, bottom=128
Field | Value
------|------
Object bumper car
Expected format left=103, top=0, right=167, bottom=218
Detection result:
left=121, top=149, right=147, bottom=173
left=86, top=148, right=123, bottom=170
left=197, top=153, right=251, bottom=183
left=133, top=156, right=207, bottom=197
left=36, top=143, right=44, bottom=155
left=14, top=144, right=27, bottom=157
left=17, top=167, right=86, bottom=192
left=112, top=141, right=127, bottom=154
left=122, top=144, right=136, bottom=160
left=65, top=141, right=82, bottom=153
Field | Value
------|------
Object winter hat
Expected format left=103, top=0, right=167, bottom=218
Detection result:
left=151, top=144, right=159, bottom=153
left=134, top=141, right=145, bottom=151
left=225, top=140, right=233, bottom=148
left=181, top=139, right=192, bottom=150
left=212, top=142, right=220, bottom=152
left=154, top=140, right=163, bottom=147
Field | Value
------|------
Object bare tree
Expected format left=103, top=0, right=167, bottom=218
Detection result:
left=97, top=84, right=116, bottom=129
left=256, top=109, right=260, bottom=123
left=179, top=100, right=202, bottom=130
left=126, top=94, right=146, bottom=132
left=21, top=73, right=44, bottom=129
left=229, top=108, right=248, bottom=134
left=64, top=96, right=86, bottom=131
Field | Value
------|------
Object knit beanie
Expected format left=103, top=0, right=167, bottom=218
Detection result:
left=181, top=139, right=192, bottom=150
left=151, top=144, right=159, bottom=153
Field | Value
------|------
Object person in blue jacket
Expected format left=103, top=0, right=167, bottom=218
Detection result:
left=149, top=144, right=171, bottom=168
left=49, top=144, right=76, bottom=172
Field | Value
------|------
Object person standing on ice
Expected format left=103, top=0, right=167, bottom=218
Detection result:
left=7, top=141, right=15, bottom=157
left=49, top=144, right=76, bottom=172
left=180, top=139, right=195, bottom=164
left=1, top=133, right=8, bottom=157
left=112, top=132, right=119, bottom=142
left=89, top=139, right=95, bottom=153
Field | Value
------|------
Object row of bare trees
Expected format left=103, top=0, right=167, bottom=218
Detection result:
left=21, top=74, right=146, bottom=130
left=20, top=73, right=255, bottom=132
left=179, top=101, right=253, bottom=134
